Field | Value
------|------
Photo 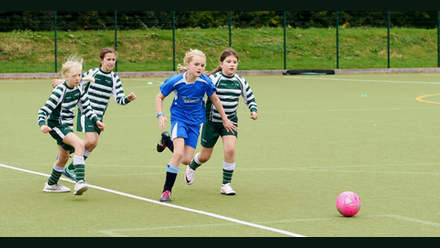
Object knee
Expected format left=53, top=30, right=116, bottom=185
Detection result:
left=181, top=158, right=191, bottom=165
left=225, top=148, right=235, bottom=157
left=172, top=151, right=184, bottom=162
left=85, top=139, right=98, bottom=150
left=73, top=141, right=85, bottom=152
left=57, top=154, right=69, bottom=164
left=224, top=147, right=235, bottom=159
left=198, top=153, right=211, bottom=163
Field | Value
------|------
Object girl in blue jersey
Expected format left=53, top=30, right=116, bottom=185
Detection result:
left=155, top=49, right=237, bottom=202
left=186, top=48, right=258, bottom=196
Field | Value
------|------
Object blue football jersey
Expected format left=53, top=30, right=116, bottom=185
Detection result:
left=160, top=72, right=217, bottom=126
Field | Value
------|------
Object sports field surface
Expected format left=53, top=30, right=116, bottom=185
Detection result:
left=1, top=73, right=440, bottom=237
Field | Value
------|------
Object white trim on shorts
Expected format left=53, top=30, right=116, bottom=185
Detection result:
left=80, top=115, right=86, bottom=133
left=171, top=122, right=178, bottom=141
left=52, top=127, right=66, bottom=140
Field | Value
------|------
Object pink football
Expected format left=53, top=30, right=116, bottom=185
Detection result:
left=336, top=191, right=361, bottom=217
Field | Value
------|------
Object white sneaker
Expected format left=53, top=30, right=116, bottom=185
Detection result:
left=43, top=182, right=71, bottom=193
left=221, top=183, right=236, bottom=195
left=185, top=166, right=196, bottom=185
left=74, top=180, right=88, bottom=195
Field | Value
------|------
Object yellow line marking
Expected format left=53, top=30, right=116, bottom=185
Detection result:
left=416, top=93, right=440, bottom=105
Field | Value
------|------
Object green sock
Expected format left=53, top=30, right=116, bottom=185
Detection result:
left=189, top=153, right=202, bottom=170
left=189, top=159, right=201, bottom=170
left=67, top=162, right=75, bottom=171
left=73, top=155, right=86, bottom=181
left=222, top=169, right=234, bottom=185
left=75, top=164, right=85, bottom=181
left=67, top=154, right=88, bottom=171
left=48, top=165, right=63, bottom=185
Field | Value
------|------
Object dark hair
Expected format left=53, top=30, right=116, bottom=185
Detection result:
left=207, top=47, right=239, bottom=76
left=99, top=47, right=117, bottom=67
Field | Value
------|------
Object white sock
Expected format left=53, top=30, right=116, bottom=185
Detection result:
left=84, top=149, right=91, bottom=159
left=194, top=153, right=202, bottom=165
left=73, top=155, right=85, bottom=165
left=53, top=164, right=64, bottom=172
left=223, top=161, right=236, bottom=171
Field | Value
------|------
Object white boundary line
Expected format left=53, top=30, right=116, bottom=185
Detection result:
left=97, top=214, right=440, bottom=237
left=285, top=75, right=440, bottom=85
left=0, top=163, right=306, bottom=237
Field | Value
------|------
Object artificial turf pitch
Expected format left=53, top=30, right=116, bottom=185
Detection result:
left=1, top=73, right=440, bottom=237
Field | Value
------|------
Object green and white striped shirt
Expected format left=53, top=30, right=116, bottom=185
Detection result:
left=38, top=82, right=99, bottom=129
left=206, top=72, right=258, bottom=123
left=80, top=68, right=130, bottom=119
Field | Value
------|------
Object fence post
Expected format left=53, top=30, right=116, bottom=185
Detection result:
left=173, top=11, right=176, bottom=71
left=283, top=11, right=286, bottom=70
left=229, top=11, right=232, bottom=47
left=115, top=11, right=118, bottom=72
left=387, top=11, right=390, bottom=69
left=336, top=11, right=339, bottom=69
left=54, top=11, right=57, bottom=73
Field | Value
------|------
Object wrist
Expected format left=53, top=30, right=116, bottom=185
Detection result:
left=156, top=112, right=164, bottom=118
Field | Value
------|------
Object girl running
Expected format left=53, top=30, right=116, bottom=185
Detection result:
left=155, top=48, right=237, bottom=202
left=185, top=48, right=258, bottom=195
left=38, top=55, right=105, bottom=195
left=52, top=47, right=137, bottom=180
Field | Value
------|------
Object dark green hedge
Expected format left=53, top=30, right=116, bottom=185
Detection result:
left=0, top=11, right=438, bottom=32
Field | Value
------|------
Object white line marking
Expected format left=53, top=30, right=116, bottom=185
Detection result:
left=97, top=223, right=240, bottom=237
left=285, top=76, right=440, bottom=85
left=97, top=214, right=440, bottom=237
left=380, top=214, right=440, bottom=227
left=257, top=214, right=440, bottom=227
left=256, top=106, right=440, bottom=115
left=0, top=163, right=306, bottom=237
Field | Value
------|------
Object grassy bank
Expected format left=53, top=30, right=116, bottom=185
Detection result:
left=0, top=27, right=438, bottom=73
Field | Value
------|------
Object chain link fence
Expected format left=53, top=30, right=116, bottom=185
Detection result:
left=0, top=11, right=439, bottom=73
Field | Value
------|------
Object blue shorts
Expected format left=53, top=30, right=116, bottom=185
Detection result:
left=170, top=121, right=201, bottom=149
